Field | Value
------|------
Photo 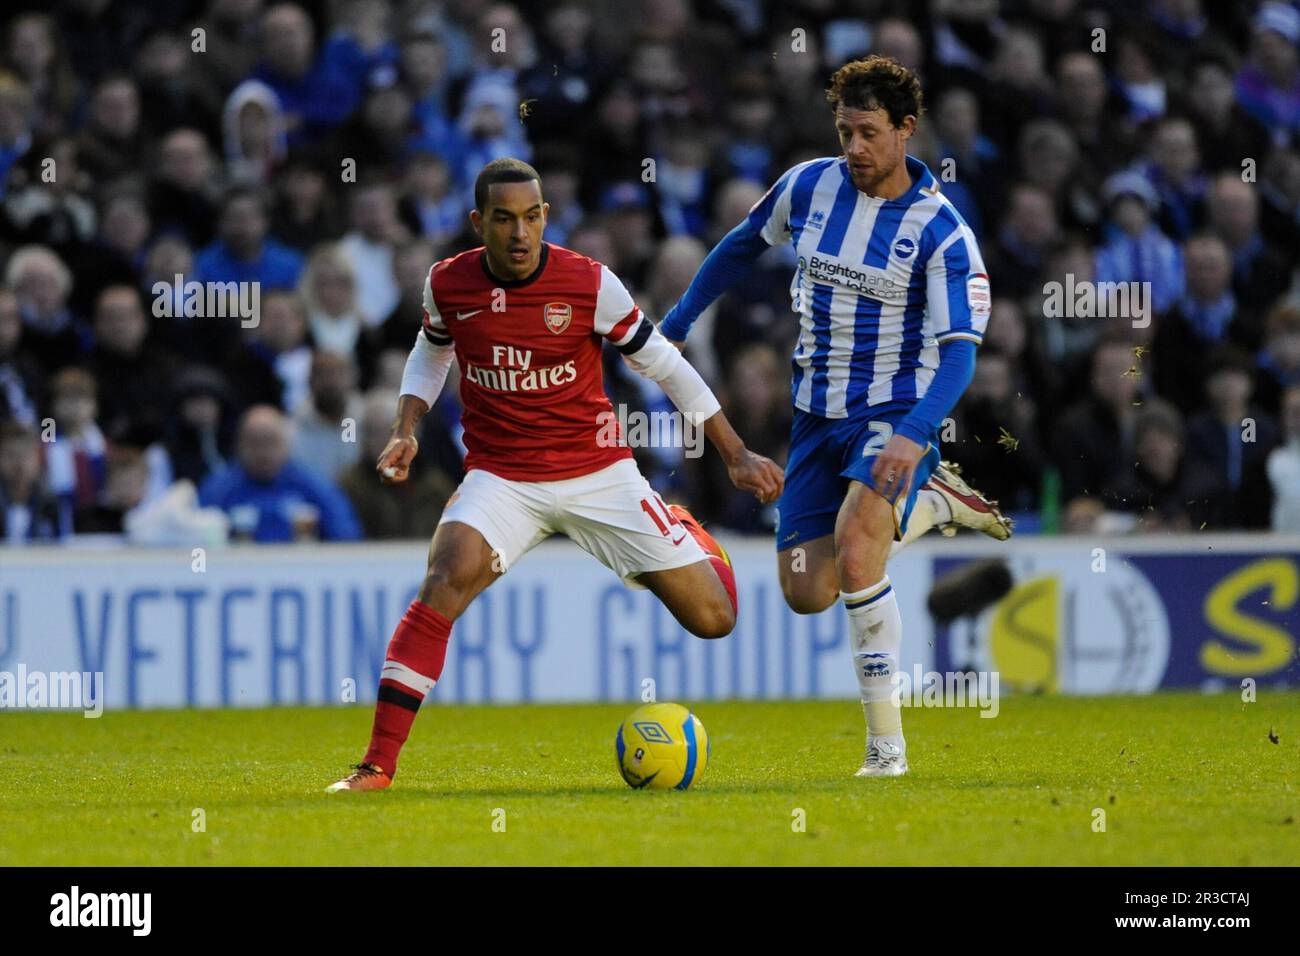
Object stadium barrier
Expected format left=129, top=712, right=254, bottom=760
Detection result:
left=1, top=535, right=1296, bottom=710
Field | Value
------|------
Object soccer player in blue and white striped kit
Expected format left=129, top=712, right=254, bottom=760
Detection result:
left=661, top=57, right=1011, bottom=777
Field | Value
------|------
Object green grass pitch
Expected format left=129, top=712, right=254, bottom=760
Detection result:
left=1, top=692, right=1296, bottom=866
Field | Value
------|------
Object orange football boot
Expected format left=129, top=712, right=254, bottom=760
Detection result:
left=667, top=504, right=737, bottom=614
left=325, top=762, right=392, bottom=793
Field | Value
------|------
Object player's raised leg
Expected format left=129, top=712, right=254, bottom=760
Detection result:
left=636, top=504, right=737, bottom=639
left=326, top=520, right=502, bottom=792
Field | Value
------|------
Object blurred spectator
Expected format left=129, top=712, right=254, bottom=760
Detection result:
left=1104, top=398, right=1192, bottom=531
left=3, top=13, right=80, bottom=138
left=984, top=184, right=1060, bottom=299
left=133, top=29, right=223, bottom=145
left=946, top=348, right=1046, bottom=514
left=599, top=182, right=657, bottom=287
left=1256, top=303, right=1300, bottom=412
left=1115, top=33, right=1168, bottom=125
left=4, top=136, right=96, bottom=253
left=338, top=182, right=406, bottom=325
left=196, top=184, right=305, bottom=289
left=399, top=151, right=465, bottom=248
left=85, top=284, right=176, bottom=441
left=148, top=128, right=220, bottom=248
left=1266, top=383, right=1300, bottom=531
left=245, top=289, right=313, bottom=413
left=643, top=235, right=713, bottom=382
left=0, top=287, right=41, bottom=427
left=252, top=3, right=360, bottom=146
left=1054, top=337, right=1143, bottom=505
left=222, top=79, right=288, bottom=185
left=531, top=150, right=582, bottom=247
left=1153, top=233, right=1242, bottom=413
left=291, top=350, right=362, bottom=482
left=164, top=365, right=236, bottom=489
left=1183, top=345, right=1279, bottom=528
left=931, top=86, right=996, bottom=235
left=655, top=119, right=715, bottom=238
left=6, top=244, right=86, bottom=374
left=377, top=239, right=436, bottom=353
left=198, top=404, right=362, bottom=542
left=1055, top=50, right=1136, bottom=182
left=1033, top=239, right=1102, bottom=403
left=75, top=74, right=144, bottom=182
left=399, top=31, right=454, bottom=149
left=0, top=73, right=34, bottom=201
left=76, top=441, right=153, bottom=535
left=0, top=417, right=67, bottom=543
left=338, top=389, right=454, bottom=539
left=1095, top=171, right=1184, bottom=315
left=270, top=152, right=346, bottom=250
left=1185, top=57, right=1272, bottom=174
left=75, top=188, right=154, bottom=311
left=1235, top=2, right=1300, bottom=142
left=1140, top=116, right=1207, bottom=241
left=695, top=342, right=788, bottom=533
left=194, top=0, right=264, bottom=95
left=43, top=366, right=106, bottom=523
left=1206, top=172, right=1293, bottom=324
left=299, top=243, right=377, bottom=379
left=1259, top=147, right=1300, bottom=268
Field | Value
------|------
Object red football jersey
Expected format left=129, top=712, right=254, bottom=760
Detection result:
left=421, top=242, right=651, bottom=481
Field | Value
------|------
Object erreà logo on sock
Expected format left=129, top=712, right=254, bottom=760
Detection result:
left=49, top=886, right=151, bottom=936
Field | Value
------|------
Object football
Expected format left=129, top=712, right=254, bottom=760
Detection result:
left=615, top=702, right=709, bottom=790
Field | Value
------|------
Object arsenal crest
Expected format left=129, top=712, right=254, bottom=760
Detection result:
left=544, top=302, right=572, bottom=334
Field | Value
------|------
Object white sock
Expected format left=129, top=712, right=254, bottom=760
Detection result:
left=842, top=576, right=903, bottom=740
left=889, top=488, right=951, bottom=556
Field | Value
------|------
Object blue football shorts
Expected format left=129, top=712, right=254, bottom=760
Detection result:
left=774, top=401, right=941, bottom=550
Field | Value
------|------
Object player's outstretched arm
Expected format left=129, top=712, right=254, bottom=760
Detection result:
left=701, top=409, right=784, bottom=504
left=873, top=339, right=977, bottom=501
left=380, top=332, right=454, bottom=484
left=659, top=218, right=770, bottom=346
left=612, top=309, right=782, bottom=503
left=376, top=394, right=427, bottom=484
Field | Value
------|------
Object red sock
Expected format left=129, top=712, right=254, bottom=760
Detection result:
left=362, top=601, right=452, bottom=776
left=709, top=554, right=738, bottom=615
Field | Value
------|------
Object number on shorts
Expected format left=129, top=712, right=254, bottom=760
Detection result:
left=861, top=421, right=893, bottom=457
left=640, top=494, right=683, bottom=538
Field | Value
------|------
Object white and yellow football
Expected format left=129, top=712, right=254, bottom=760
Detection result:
left=615, top=702, right=709, bottom=790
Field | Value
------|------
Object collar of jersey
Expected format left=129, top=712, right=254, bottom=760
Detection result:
left=480, top=243, right=550, bottom=288
left=841, top=155, right=936, bottom=205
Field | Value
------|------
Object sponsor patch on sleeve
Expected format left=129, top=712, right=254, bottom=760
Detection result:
left=966, top=273, right=991, bottom=320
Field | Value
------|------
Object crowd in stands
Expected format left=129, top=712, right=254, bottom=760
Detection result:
left=1, top=0, right=1298, bottom=546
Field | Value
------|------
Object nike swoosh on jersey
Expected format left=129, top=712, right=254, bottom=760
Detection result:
left=455, top=309, right=484, bottom=320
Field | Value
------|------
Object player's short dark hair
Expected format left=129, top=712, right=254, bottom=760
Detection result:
left=474, top=158, right=542, bottom=212
left=825, top=56, right=924, bottom=127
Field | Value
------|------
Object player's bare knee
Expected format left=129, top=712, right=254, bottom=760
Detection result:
left=418, top=559, right=481, bottom=617
left=782, top=582, right=838, bottom=615
left=690, top=600, right=734, bottom=639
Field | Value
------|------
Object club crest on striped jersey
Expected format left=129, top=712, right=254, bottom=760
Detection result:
left=543, top=302, right=573, bottom=334
left=892, top=236, right=918, bottom=262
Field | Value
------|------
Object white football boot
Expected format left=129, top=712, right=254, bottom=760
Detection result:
left=924, top=461, right=1013, bottom=541
left=855, top=737, right=909, bottom=778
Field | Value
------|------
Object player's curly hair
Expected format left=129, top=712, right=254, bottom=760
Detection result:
left=825, top=56, right=924, bottom=127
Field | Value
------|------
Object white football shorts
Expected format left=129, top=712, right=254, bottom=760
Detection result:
left=437, top=458, right=707, bottom=585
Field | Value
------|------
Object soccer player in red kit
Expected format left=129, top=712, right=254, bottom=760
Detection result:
left=327, top=159, right=783, bottom=791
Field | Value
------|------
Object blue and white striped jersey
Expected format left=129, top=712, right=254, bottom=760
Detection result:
left=748, top=155, right=989, bottom=419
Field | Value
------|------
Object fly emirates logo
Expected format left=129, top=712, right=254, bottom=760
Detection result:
left=464, top=345, right=578, bottom=392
